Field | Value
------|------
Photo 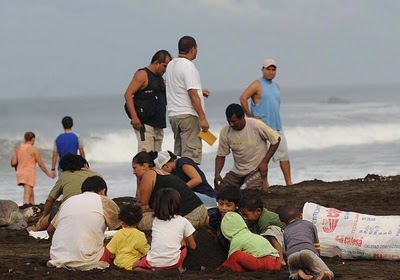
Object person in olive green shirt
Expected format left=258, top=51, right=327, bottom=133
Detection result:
left=238, top=190, right=286, bottom=265
left=27, top=154, right=100, bottom=232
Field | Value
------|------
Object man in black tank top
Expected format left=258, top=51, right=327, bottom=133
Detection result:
left=124, top=50, right=172, bottom=152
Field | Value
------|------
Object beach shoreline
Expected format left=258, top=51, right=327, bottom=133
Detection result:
left=1, top=173, right=399, bottom=280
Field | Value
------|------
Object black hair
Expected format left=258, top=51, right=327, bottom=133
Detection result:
left=132, top=151, right=155, bottom=167
left=238, top=190, right=263, bottom=211
left=118, top=203, right=143, bottom=227
left=225, top=103, right=245, bottom=119
left=59, top=153, right=89, bottom=172
left=62, top=116, right=73, bottom=129
left=24, top=131, right=35, bottom=141
left=276, top=204, right=300, bottom=225
left=166, top=150, right=177, bottom=162
left=151, top=50, right=172, bottom=64
left=216, top=186, right=241, bottom=205
left=81, top=175, right=107, bottom=195
left=178, top=36, right=197, bottom=54
left=153, top=188, right=181, bottom=221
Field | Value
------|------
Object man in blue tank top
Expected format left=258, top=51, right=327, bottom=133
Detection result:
left=240, top=59, right=293, bottom=187
left=51, top=116, right=85, bottom=176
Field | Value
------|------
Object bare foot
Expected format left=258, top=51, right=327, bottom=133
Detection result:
left=298, top=269, right=313, bottom=280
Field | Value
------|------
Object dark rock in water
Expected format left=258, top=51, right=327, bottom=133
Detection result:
left=325, top=97, right=350, bottom=104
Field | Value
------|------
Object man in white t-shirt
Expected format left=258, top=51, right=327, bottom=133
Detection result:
left=165, top=35, right=210, bottom=164
left=214, top=104, right=281, bottom=192
left=47, top=176, right=121, bottom=270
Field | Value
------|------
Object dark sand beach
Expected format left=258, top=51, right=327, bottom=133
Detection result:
left=1, top=174, right=399, bottom=280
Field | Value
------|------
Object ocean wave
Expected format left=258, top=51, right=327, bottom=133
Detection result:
left=286, top=123, right=400, bottom=151
left=2, top=122, right=400, bottom=163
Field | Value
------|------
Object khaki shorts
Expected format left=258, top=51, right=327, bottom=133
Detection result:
left=218, top=170, right=264, bottom=191
left=169, top=114, right=202, bottom=164
left=260, top=225, right=284, bottom=247
left=137, top=204, right=208, bottom=231
left=135, top=124, right=164, bottom=152
left=271, top=130, right=290, bottom=162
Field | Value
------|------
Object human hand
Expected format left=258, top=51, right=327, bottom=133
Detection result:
left=200, top=118, right=209, bottom=132
left=214, top=174, right=222, bottom=189
left=48, top=172, right=56, bottom=179
left=131, top=118, right=142, bottom=131
left=202, top=88, right=210, bottom=98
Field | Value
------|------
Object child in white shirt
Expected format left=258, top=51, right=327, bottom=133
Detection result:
left=134, top=188, right=196, bottom=273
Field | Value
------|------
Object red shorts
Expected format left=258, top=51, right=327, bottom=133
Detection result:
left=99, top=246, right=114, bottom=264
left=136, top=246, right=187, bottom=270
left=218, top=250, right=281, bottom=272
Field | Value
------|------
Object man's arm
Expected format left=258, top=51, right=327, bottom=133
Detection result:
left=78, top=147, right=85, bottom=159
left=258, top=137, right=280, bottom=179
left=214, top=155, right=226, bottom=188
left=239, top=80, right=260, bottom=117
left=42, top=195, right=56, bottom=217
left=188, top=89, right=209, bottom=132
left=124, top=70, right=147, bottom=131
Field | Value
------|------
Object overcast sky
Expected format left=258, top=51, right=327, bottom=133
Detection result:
left=1, top=0, right=399, bottom=99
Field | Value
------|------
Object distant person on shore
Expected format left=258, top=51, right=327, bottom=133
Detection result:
left=106, top=203, right=150, bottom=271
left=47, top=176, right=121, bottom=270
left=28, top=154, right=100, bottom=232
left=277, top=204, right=334, bottom=280
left=239, top=190, right=285, bottom=265
left=240, top=59, right=293, bottom=186
left=124, top=50, right=172, bottom=152
left=11, top=131, right=55, bottom=205
left=214, top=104, right=280, bottom=192
left=165, top=35, right=210, bottom=164
left=154, top=150, right=217, bottom=207
left=208, top=185, right=241, bottom=255
left=131, top=151, right=207, bottom=231
left=217, top=212, right=281, bottom=272
left=51, top=116, right=85, bottom=177
left=134, top=188, right=196, bottom=274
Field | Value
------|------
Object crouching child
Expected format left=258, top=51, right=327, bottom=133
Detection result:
left=217, top=212, right=281, bottom=272
left=277, top=204, right=334, bottom=280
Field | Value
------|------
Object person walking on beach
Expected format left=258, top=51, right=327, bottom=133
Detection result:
left=240, top=59, right=293, bottom=186
left=124, top=50, right=172, bottom=152
left=165, top=35, right=210, bottom=164
left=51, top=116, right=85, bottom=176
left=214, top=104, right=280, bottom=192
left=10, top=131, right=55, bottom=205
